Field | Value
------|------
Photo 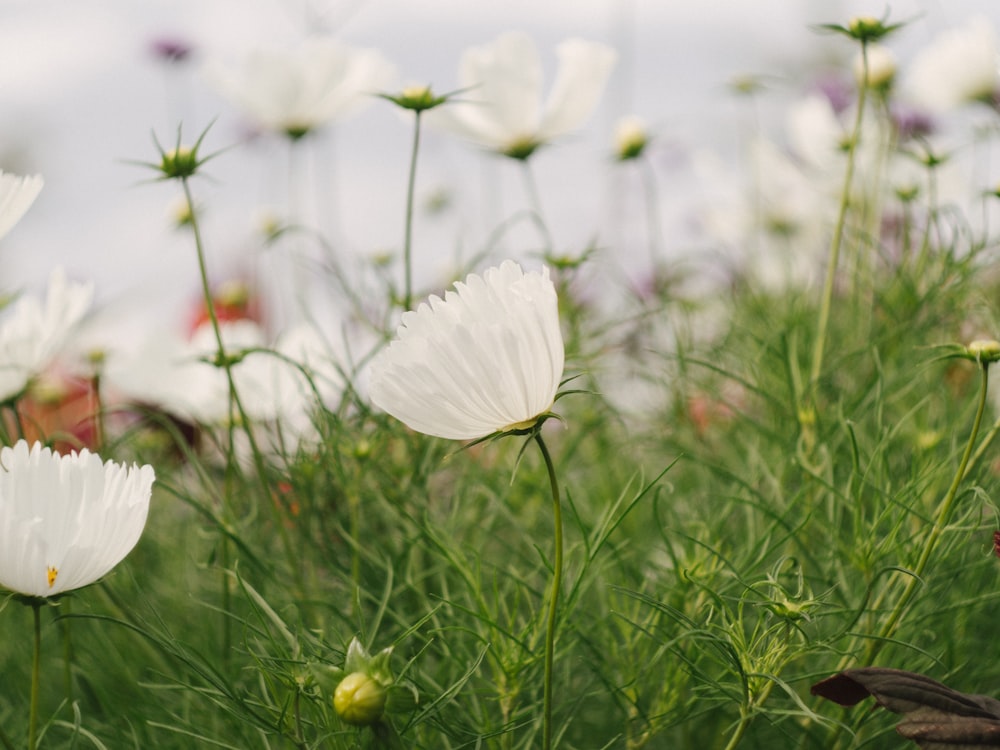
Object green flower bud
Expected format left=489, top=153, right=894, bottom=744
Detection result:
left=967, top=339, right=1000, bottom=363
left=381, top=85, right=450, bottom=112
left=614, top=116, right=649, bottom=161
left=160, top=146, right=200, bottom=179
left=819, top=15, right=903, bottom=44
left=502, top=135, right=541, bottom=161
left=334, top=671, right=388, bottom=726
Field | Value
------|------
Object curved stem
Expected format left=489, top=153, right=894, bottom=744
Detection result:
left=402, top=111, right=423, bottom=311
left=28, top=600, right=41, bottom=750
left=809, top=43, right=871, bottom=392
left=534, top=433, right=562, bottom=750
left=862, top=360, right=990, bottom=665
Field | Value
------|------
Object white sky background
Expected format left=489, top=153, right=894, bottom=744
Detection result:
left=2, top=0, right=1000, bottom=338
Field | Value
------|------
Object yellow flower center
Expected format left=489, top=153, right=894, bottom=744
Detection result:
left=47, top=566, right=58, bottom=588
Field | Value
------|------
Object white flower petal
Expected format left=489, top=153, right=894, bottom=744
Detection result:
left=0, top=267, right=94, bottom=402
left=206, top=37, right=395, bottom=134
left=0, top=440, right=154, bottom=597
left=0, top=171, right=43, bottom=241
left=907, top=16, right=1000, bottom=111
left=429, top=32, right=615, bottom=154
left=369, top=260, right=564, bottom=440
left=538, top=38, right=617, bottom=141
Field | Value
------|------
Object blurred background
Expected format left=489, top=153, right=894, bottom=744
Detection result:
left=2, top=0, right=999, bottom=337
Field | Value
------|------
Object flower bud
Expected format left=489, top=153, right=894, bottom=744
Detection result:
left=966, top=339, right=1000, bottom=363
left=333, top=671, right=388, bottom=726
left=159, top=146, right=200, bottom=179
left=382, top=85, right=449, bottom=112
left=614, top=115, right=649, bottom=161
left=855, top=44, right=896, bottom=90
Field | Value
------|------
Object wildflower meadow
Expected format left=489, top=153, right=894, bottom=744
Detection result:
left=5, top=5, right=1000, bottom=749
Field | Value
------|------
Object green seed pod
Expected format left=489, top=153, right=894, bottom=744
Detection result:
left=333, top=672, right=388, bottom=726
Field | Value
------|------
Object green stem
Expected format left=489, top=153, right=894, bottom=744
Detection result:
left=402, top=111, right=423, bottom=311
left=534, top=433, right=563, bottom=750
left=809, top=43, right=871, bottom=392
left=721, top=679, right=777, bottom=750
left=60, top=600, right=74, bottom=705
left=29, top=600, right=41, bottom=750
left=638, top=155, right=663, bottom=266
left=862, top=360, right=990, bottom=665
left=520, top=161, right=554, bottom=254
left=180, top=176, right=301, bottom=591
left=350, top=491, right=361, bottom=605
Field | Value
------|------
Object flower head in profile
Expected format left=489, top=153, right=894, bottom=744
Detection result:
left=0, top=440, right=154, bottom=598
left=907, top=16, right=1000, bottom=111
left=0, top=171, right=43, bottom=241
left=427, top=31, right=617, bottom=159
left=0, top=267, right=94, bottom=403
left=206, top=37, right=395, bottom=139
left=613, top=115, right=650, bottom=161
left=369, top=260, right=565, bottom=440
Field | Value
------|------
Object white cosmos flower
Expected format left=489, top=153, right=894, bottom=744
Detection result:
left=108, top=320, right=346, bottom=452
left=0, top=440, right=154, bottom=597
left=206, top=37, right=395, bottom=138
left=369, top=260, right=564, bottom=440
left=907, top=16, right=1000, bottom=111
left=428, top=31, right=617, bottom=158
left=0, top=171, right=43, bottom=240
left=0, top=267, right=94, bottom=403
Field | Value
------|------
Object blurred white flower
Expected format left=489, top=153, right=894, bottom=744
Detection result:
left=206, top=37, right=395, bottom=138
left=0, top=440, right=154, bottom=597
left=907, top=16, right=1000, bottom=111
left=0, top=268, right=94, bottom=403
left=107, top=320, right=345, bottom=449
left=429, top=31, right=616, bottom=159
left=0, top=171, right=43, bottom=241
left=369, top=260, right=564, bottom=440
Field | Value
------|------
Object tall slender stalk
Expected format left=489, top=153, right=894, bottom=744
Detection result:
left=28, top=600, right=41, bottom=750
left=520, top=161, right=554, bottom=254
left=638, top=155, right=664, bottom=265
left=180, top=176, right=301, bottom=592
left=862, top=359, right=990, bottom=665
left=402, top=111, right=423, bottom=311
left=809, top=42, right=871, bottom=392
left=534, top=433, right=563, bottom=750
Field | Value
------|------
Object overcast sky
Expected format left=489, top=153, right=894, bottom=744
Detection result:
left=2, top=0, right=999, bottom=337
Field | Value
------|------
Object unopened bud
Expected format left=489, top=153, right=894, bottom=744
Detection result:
left=333, top=672, right=387, bottom=726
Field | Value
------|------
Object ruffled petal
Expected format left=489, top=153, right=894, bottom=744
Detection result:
left=0, top=441, right=154, bottom=597
left=369, top=260, right=564, bottom=440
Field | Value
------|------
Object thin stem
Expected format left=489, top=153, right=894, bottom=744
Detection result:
left=638, top=155, right=663, bottom=266
left=809, top=43, right=871, bottom=392
left=402, top=111, right=423, bottom=311
left=534, top=433, right=562, bottom=750
left=862, top=360, right=990, bottom=665
left=520, top=160, right=554, bottom=254
left=89, top=370, right=105, bottom=452
left=349, top=491, right=361, bottom=606
left=180, top=176, right=301, bottom=591
left=29, top=600, right=41, bottom=750
left=721, top=679, right=777, bottom=750
left=60, top=600, right=74, bottom=705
